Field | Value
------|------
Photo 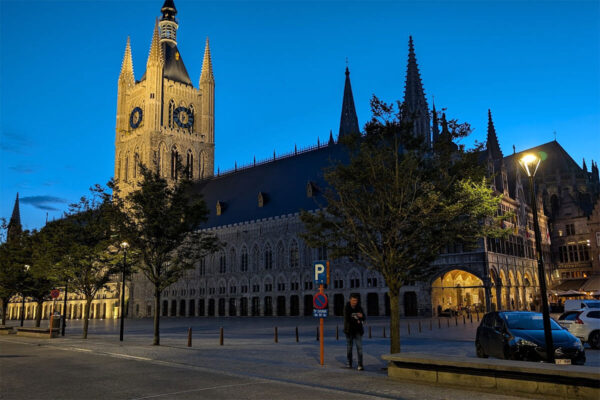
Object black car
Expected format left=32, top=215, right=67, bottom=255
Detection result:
left=475, top=311, right=585, bottom=365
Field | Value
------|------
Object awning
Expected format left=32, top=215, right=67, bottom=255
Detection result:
left=551, top=279, right=587, bottom=291
left=581, top=275, right=600, bottom=292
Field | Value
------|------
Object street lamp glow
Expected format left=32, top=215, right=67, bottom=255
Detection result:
left=121, top=241, right=129, bottom=250
left=519, top=153, right=541, bottom=177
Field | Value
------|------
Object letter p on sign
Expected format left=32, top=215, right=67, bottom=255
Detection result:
left=314, top=261, right=326, bottom=285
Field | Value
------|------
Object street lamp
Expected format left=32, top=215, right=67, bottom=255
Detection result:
left=20, top=264, right=30, bottom=327
left=120, top=241, right=129, bottom=342
left=519, top=153, right=554, bottom=363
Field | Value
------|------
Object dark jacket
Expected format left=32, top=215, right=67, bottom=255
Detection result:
left=343, top=302, right=366, bottom=335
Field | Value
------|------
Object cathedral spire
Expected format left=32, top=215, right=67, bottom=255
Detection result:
left=147, top=19, right=164, bottom=68
left=338, top=66, right=360, bottom=138
left=119, top=37, right=135, bottom=86
left=7, top=193, right=22, bottom=243
left=431, top=99, right=440, bottom=143
left=486, top=109, right=503, bottom=160
left=402, top=36, right=431, bottom=147
left=583, top=158, right=588, bottom=172
left=200, top=37, right=214, bottom=83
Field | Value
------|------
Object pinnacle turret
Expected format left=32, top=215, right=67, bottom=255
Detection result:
left=583, top=158, right=588, bottom=172
left=338, top=66, right=360, bottom=138
left=486, top=109, right=503, bottom=160
left=119, top=37, right=135, bottom=86
left=7, top=193, right=22, bottom=243
left=147, top=19, right=164, bottom=68
left=159, top=0, right=178, bottom=44
left=402, top=36, right=431, bottom=147
left=200, top=37, right=214, bottom=83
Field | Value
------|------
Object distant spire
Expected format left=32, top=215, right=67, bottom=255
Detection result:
left=328, top=130, right=335, bottom=145
left=200, top=37, right=214, bottom=83
left=431, top=99, right=440, bottom=143
left=583, top=158, right=588, bottom=172
left=338, top=66, right=360, bottom=138
left=119, top=37, right=135, bottom=86
left=147, top=19, right=164, bottom=68
left=486, top=109, right=503, bottom=160
left=7, top=193, right=22, bottom=242
left=440, top=113, right=450, bottom=141
left=402, top=36, right=431, bottom=146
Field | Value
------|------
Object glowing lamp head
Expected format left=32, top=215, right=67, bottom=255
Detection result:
left=120, top=242, right=129, bottom=250
left=519, top=153, right=541, bottom=177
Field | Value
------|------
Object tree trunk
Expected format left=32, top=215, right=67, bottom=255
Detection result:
left=82, top=298, right=93, bottom=339
left=1, top=298, right=8, bottom=325
left=35, top=300, right=43, bottom=327
left=388, top=289, right=401, bottom=354
left=153, top=286, right=161, bottom=346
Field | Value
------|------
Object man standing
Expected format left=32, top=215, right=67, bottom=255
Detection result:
left=343, top=293, right=365, bottom=370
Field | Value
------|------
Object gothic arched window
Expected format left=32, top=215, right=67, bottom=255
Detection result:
left=199, top=151, right=206, bottom=179
left=170, top=146, right=179, bottom=179
left=186, top=150, right=194, bottom=179
left=289, top=240, right=299, bottom=268
left=276, top=241, right=285, bottom=269
left=168, top=100, right=175, bottom=128
left=133, top=153, right=140, bottom=179
left=124, top=153, right=130, bottom=182
left=251, top=245, right=259, bottom=272
left=240, top=246, right=249, bottom=272
left=264, top=243, right=273, bottom=270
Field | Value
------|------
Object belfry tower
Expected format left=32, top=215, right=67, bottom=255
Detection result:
left=115, top=0, right=215, bottom=197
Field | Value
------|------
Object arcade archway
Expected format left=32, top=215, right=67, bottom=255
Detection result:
left=432, top=269, right=485, bottom=315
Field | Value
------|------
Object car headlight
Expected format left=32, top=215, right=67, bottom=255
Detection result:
left=573, top=340, right=584, bottom=351
left=516, top=338, right=538, bottom=347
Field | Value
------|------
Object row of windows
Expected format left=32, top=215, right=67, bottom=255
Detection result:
left=200, top=242, right=326, bottom=275
left=558, top=244, right=590, bottom=263
left=486, top=235, right=535, bottom=259
left=161, top=277, right=375, bottom=297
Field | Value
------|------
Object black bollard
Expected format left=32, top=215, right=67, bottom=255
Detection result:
left=187, top=327, right=192, bottom=347
left=295, top=326, right=299, bottom=342
left=220, top=327, right=224, bottom=346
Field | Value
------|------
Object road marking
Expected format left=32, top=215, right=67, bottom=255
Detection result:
left=105, top=352, right=151, bottom=361
left=130, top=382, right=271, bottom=399
left=71, top=347, right=92, bottom=352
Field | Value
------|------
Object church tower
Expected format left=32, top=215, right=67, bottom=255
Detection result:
left=115, top=0, right=215, bottom=197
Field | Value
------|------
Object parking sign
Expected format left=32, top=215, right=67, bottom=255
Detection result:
left=314, top=260, right=329, bottom=285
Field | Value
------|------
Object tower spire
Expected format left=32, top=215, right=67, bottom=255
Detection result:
left=159, top=0, right=178, bottom=44
left=431, top=98, right=440, bottom=143
left=486, top=109, right=503, bottom=160
left=583, top=158, right=588, bottom=172
left=119, top=37, right=135, bottom=86
left=7, top=193, right=22, bottom=243
left=402, top=36, right=431, bottom=147
left=338, top=66, right=360, bottom=138
left=200, top=37, right=214, bottom=83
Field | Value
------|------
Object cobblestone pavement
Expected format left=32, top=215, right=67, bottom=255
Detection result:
left=2, top=316, right=598, bottom=399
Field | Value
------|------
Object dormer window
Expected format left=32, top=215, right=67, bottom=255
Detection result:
left=306, top=181, right=317, bottom=198
left=216, top=201, right=225, bottom=216
left=258, top=192, right=266, bottom=207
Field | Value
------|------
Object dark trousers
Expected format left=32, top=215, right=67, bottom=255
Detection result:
left=346, top=332, right=363, bottom=366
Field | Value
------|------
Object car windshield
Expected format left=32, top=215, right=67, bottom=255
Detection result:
left=585, top=301, right=600, bottom=309
left=504, top=314, right=561, bottom=330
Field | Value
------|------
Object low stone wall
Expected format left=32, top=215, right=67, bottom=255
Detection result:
left=382, top=352, right=600, bottom=399
left=0, top=326, right=14, bottom=335
left=15, top=327, right=59, bottom=338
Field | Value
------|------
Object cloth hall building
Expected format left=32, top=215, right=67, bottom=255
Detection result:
left=5, top=0, right=599, bottom=323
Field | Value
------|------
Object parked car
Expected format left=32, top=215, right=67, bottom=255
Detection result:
left=557, top=310, right=582, bottom=329
left=564, top=299, right=600, bottom=312
left=566, top=309, right=600, bottom=349
left=475, top=311, right=585, bottom=365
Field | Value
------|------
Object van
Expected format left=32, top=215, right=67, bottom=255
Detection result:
left=564, top=299, right=600, bottom=312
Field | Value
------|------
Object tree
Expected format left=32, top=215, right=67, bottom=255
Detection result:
left=53, top=184, right=124, bottom=338
left=300, top=97, right=506, bottom=354
left=121, top=163, right=220, bottom=345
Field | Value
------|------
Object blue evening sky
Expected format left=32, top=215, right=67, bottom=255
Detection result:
left=1, top=0, right=598, bottom=232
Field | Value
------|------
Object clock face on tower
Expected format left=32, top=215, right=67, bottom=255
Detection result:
left=129, top=107, right=143, bottom=129
left=174, top=106, right=194, bottom=130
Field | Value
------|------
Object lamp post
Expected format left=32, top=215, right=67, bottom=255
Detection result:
left=61, top=281, right=68, bottom=336
left=120, top=241, right=129, bottom=342
left=519, top=153, right=554, bottom=363
left=20, top=264, right=30, bottom=327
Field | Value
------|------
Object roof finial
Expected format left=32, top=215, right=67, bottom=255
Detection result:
left=553, top=130, right=557, bottom=141
left=200, top=37, right=214, bottom=83
left=513, top=144, right=516, bottom=154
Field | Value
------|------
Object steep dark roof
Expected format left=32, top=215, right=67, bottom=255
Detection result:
left=139, top=42, right=193, bottom=86
left=192, top=144, right=347, bottom=229
left=504, top=141, right=584, bottom=180
left=162, top=42, right=192, bottom=86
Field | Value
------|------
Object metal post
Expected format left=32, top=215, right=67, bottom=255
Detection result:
left=20, top=296, right=25, bottom=327
left=120, top=248, right=127, bottom=342
left=62, top=283, right=68, bottom=336
left=528, top=175, right=555, bottom=363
